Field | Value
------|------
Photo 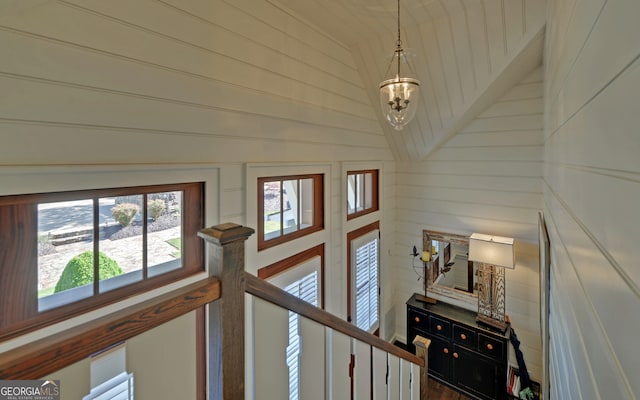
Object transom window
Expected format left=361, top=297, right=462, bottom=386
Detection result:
left=347, top=170, right=378, bottom=219
left=0, top=182, right=204, bottom=341
left=258, top=174, right=323, bottom=250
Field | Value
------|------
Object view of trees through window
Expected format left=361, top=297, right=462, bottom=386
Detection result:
left=37, top=190, right=183, bottom=311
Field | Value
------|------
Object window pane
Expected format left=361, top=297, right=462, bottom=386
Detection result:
left=356, top=173, right=364, bottom=212
left=354, top=237, right=379, bottom=333
left=148, top=191, right=183, bottom=278
left=347, top=174, right=357, bottom=214
left=282, top=180, right=298, bottom=234
left=38, top=199, right=95, bottom=311
left=299, top=178, right=313, bottom=228
left=99, top=196, right=142, bottom=292
left=364, top=172, right=373, bottom=209
left=264, top=181, right=282, bottom=239
left=283, top=270, right=318, bottom=400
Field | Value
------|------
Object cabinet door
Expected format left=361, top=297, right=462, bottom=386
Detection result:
left=426, top=334, right=452, bottom=382
left=452, top=345, right=504, bottom=400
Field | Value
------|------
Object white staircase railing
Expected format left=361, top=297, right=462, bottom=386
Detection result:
left=250, top=279, right=426, bottom=399
left=200, top=223, right=430, bottom=400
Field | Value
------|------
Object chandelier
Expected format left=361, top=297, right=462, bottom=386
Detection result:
left=379, top=0, right=421, bottom=131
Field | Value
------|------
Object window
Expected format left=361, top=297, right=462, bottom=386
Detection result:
left=258, top=245, right=324, bottom=400
left=347, top=222, right=380, bottom=334
left=84, top=344, right=133, bottom=400
left=0, top=182, right=204, bottom=341
left=258, top=174, right=323, bottom=250
left=84, top=372, right=134, bottom=400
left=283, top=271, right=318, bottom=400
left=346, top=170, right=378, bottom=219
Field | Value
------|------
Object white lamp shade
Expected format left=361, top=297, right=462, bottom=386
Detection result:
left=468, top=233, right=515, bottom=269
left=379, top=77, right=420, bottom=131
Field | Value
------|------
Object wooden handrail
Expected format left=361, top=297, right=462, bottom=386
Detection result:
left=0, top=277, right=220, bottom=380
left=244, top=272, right=424, bottom=367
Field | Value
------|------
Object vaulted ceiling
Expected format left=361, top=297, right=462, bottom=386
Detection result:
left=272, top=0, right=546, bottom=160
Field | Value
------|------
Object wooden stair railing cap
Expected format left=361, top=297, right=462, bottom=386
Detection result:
left=413, top=335, right=431, bottom=350
left=198, top=223, right=254, bottom=245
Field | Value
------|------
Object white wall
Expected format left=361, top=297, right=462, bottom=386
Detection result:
left=41, top=312, right=196, bottom=400
left=0, top=0, right=389, bottom=165
left=0, top=1, right=397, bottom=397
left=394, top=66, right=544, bottom=381
left=350, top=0, right=547, bottom=161
left=544, top=0, right=640, bottom=398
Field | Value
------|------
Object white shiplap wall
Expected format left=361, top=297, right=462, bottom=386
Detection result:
left=0, top=0, right=397, bottom=396
left=544, top=0, right=640, bottom=399
left=351, top=0, right=546, bottom=161
left=0, top=0, right=390, bottom=165
left=394, top=66, right=544, bottom=381
left=273, top=0, right=547, bottom=161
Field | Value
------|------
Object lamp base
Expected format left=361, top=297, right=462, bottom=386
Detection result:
left=415, top=293, right=437, bottom=304
left=476, top=314, right=509, bottom=333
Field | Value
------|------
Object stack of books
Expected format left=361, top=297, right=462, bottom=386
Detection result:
left=507, top=363, right=521, bottom=397
left=507, top=364, right=540, bottom=399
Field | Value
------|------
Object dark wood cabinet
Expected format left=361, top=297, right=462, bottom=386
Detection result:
left=407, top=294, right=509, bottom=400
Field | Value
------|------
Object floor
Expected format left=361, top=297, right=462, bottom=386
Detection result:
left=394, top=340, right=473, bottom=400
left=427, top=379, right=473, bottom=400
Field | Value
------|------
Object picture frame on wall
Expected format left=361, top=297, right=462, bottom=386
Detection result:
left=538, top=212, right=550, bottom=400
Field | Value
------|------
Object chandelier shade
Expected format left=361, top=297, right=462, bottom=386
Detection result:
left=379, top=0, right=420, bottom=131
left=379, top=75, right=420, bottom=131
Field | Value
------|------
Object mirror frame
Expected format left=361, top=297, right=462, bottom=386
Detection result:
left=423, top=229, right=477, bottom=309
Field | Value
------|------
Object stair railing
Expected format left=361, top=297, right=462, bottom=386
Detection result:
left=0, top=222, right=430, bottom=400
left=200, top=223, right=430, bottom=400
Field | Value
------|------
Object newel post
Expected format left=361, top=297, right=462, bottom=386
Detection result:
left=199, top=223, right=255, bottom=400
left=413, top=335, right=432, bottom=400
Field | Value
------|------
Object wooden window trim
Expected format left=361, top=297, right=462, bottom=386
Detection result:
left=0, top=182, right=204, bottom=342
left=257, top=244, right=325, bottom=309
left=346, top=170, right=379, bottom=220
left=346, top=221, right=380, bottom=328
left=257, top=174, right=324, bottom=251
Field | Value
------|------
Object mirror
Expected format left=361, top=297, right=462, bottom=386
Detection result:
left=422, top=230, right=478, bottom=307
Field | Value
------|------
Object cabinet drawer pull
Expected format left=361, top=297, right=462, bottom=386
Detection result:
left=414, top=316, right=420, bottom=323
left=436, top=324, right=443, bottom=331
left=453, top=352, right=459, bottom=359
left=443, top=348, right=449, bottom=355
left=486, top=343, right=494, bottom=350
left=460, top=333, right=467, bottom=340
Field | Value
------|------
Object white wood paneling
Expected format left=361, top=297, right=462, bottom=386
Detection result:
left=394, top=67, right=544, bottom=381
left=399, top=358, right=412, bottom=400
left=126, top=313, right=197, bottom=400
left=544, top=0, right=640, bottom=398
left=327, top=329, right=351, bottom=400
left=0, top=0, right=389, bottom=166
left=354, top=0, right=544, bottom=161
left=410, top=362, right=419, bottom=400
left=353, top=340, right=371, bottom=399
left=372, top=348, right=387, bottom=400
left=388, top=354, right=401, bottom=400
left=274, top=0, right=547, bottom=161
left=253, top=297, right=290, bottom=400
left=300, top=317, right=326, bottom=400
